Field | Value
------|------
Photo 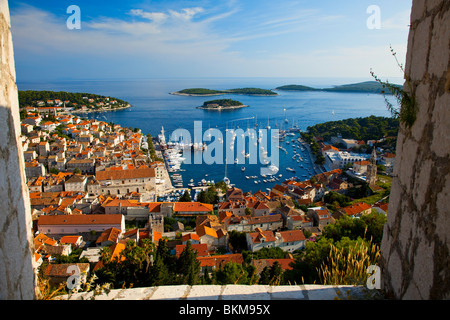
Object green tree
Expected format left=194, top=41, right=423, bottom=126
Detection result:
left=268, top=261, right=284, bottom=285
left=176, top=241, right=200, bottom=285
left=214, top=262, right=249, bottom=285
left=258, top=266, right=271, bottom=284
left=178, top=190, right=192, bottom=202
left=228, top=230, right=248, bottom=253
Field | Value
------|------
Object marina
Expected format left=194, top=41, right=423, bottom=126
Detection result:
left=156, top=122, right=324, bottom=193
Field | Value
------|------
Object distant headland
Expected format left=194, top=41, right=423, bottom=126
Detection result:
left=171, top=87, right=278, bottom=96
left=18, top=90, right=131, bottom=114
left=196, top=99, right=248, bottom=111
left=275, top=81, right=404, bottom=94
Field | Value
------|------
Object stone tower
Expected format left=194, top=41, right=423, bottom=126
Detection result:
left=380, top=0, right=450, bottom=300
left=366, top=148, right=377, bottom=186
left=0, top=0, right=37, bottom=299
left=148, top=213, right=164, bottom=234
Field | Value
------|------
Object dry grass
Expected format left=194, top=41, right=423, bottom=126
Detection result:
left=317, top=240, right=380, bottom=286
left=36, top=276, right=67, bottom=300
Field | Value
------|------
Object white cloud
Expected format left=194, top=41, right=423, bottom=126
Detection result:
left=9, top=3, right=410, bottom=80
left=168, top=7, right=204, bottom=21
left=129, top=9, right=168, bottom=24
left=382, top=9, right=411, bottom=31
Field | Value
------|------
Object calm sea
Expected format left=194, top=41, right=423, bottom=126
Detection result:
left=18, top=77, right=399, bottom=194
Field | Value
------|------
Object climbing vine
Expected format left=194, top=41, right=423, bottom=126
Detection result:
left=371, top=46, right=418, bottom=129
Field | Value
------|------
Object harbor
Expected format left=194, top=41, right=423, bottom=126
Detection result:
left=155, top=118, right=324, bottom=194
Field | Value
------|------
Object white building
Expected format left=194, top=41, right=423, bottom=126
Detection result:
left=64, top=175, right=88, bottom=192
left=246, top=229, right=306, bottom=252
left=324, top=151, right=370, bottom=171
left=91, top=167, right=156, bottom=196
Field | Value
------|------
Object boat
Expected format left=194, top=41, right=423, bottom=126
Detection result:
left=265, top=164, right=279, bottom=175
left=224, top=162, right=230, bottom=185
left=241, top=167, right=246, bottom=172
left=286, top=168, right=296, bottom=172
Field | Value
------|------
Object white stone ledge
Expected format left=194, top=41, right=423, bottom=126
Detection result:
left=56, top=284, right=372, bottom=300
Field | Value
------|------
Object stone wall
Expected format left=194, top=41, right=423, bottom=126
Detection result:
left=380, top=0, right=450, bottom=300
left=0, top=0, right=36, bottom=300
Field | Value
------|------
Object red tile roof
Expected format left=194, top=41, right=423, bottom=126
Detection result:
left=253, top=259, right=295, bottom=271
left=248, top=230, right=277, bottom=244
left=95, top=167, right=155, bottom=181
left=174, top=202, right=213, bottom=213
left=343, top=202, right=372, bottom=216
left=279, top=230, right=306, bottom=242
left=197, top=254, right=243, bottom=268
left=38, top=214, right=123, bottom=226
left=182, top=233, right=200, bottom=242
left=96, top=227, right=121, bottom=244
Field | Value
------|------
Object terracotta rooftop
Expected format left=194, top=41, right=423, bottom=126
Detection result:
left=38, top=214, right=123, bottom=226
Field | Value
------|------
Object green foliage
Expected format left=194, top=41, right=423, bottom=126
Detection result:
left=228, top=230, right=248, bottom=253
left=52, top=248, right=89, bottom=264
left=178, top=88, right=223, bottom=95
left=18, top=90, right=128, bottom=109
left=196, top=185, right=219, bottom=204
left=215, top=180, right=228, bottom=193
left=214, top=262, right=250, bottom=285
left=258, top=261, right=284, bottom=285
left=322, top=212, right=386, bottom=245
left=226, top=88, right=277, bottom=95
left=371, top=46, right=418, bottom=129
left=324, top=192, right=351, bottom=208
left=285, top=209, right=386, bottom=285
left=242, top=247, right=286, bottom=265
left=177, top=241, right=201, bottom=285
left=178, top=190, right=192, bottom=202
left=276, top=81, right=403, bottom=94
left=202, top=99, right=244, bottom=107
left=304, top=116, right=399, bottom=142
left=276, top=85, right=317, bottom=91
left=178, top=87, right=277, bottom=96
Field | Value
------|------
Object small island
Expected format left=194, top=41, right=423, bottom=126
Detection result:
left=197, top=99, right=248, bottom=111
left=172, top=87, right=278, bottom=96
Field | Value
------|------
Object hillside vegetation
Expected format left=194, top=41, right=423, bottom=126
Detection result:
left=176, top=87, right=278, bottom=96
left=276, top=81, right=403, bottom=94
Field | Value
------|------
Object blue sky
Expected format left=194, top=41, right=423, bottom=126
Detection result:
left=9, top=0, right=412, bottom=82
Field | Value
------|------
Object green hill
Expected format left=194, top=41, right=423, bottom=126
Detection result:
left=18, top=90, right=129, bottom=109
left=174, top=87, right=278, bottom=96
left=276, top=81, right=403, bottom=94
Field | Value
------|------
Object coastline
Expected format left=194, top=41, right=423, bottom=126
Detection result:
left=170, top=92, right=278, bottom=97
left=170, top=92, right=223, bottom=97
left=196, top=105, right=249, bottom=111
left=65, top=104, right=132, bottom=114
